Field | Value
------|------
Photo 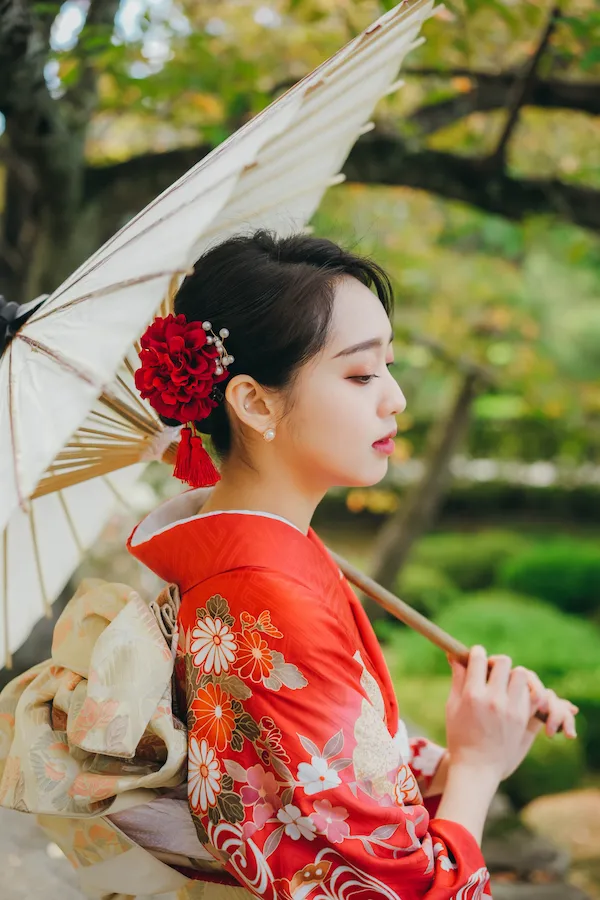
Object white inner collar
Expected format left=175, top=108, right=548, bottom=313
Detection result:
left=130, top=486, right=303, bottom=547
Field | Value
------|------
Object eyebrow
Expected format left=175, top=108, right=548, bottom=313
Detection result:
left=332, top=331, right=394, bottom=359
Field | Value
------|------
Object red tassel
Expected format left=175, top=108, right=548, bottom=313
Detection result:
left=173, top=425, right=221, bottom=488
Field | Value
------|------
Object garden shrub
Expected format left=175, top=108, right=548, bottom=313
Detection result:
left=384, top=591, right=600, bottom=683
left=391, top=676, right=450, bottom=747
left=412, top=530, right=527, bottom=592
left=498, top=539, right=600, bottom=616
left=395, top=564, right=459, bottom=619
left=554, top=671, right=600, bottom=771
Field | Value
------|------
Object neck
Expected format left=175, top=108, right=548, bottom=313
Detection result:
left=200, top=458, right=327, bottom=536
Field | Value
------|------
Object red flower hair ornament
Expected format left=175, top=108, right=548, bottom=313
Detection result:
left=134, top=313, right=234, bottom=488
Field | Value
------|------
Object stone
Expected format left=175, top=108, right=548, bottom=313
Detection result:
left=487, top=791, right=515, bottom=825
left=490, top=883, right=593, bottom=900
left=483, top=828, right=570, bottom=880
left=522, top=789, right=600, bottom=863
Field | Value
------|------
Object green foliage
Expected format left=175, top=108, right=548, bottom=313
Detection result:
left=390, top=676, right=450, bottom=747
left=503, top=732, right=586, bottom=809
left=412, top=530, right=526, bottom=592
left=498, top=540, right=600, bottom=616
left=395, top=564, right=459, bottom=619
left=555, top=671, right=600, bottom=771
left=385, top=592, right=600, bottom=683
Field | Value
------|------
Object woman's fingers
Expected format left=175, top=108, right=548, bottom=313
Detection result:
left=525, top=669, right=546, bottom=708
left=447, top=653, right=466, bottom=696
left=543, top=690, right=564, bottom=736
left=488, top=655, right=512, bottom=693
left=543, top=692, right=578, bottom=738
left=465, top=645, right=488, bottom=691
left=448, top=654, right=580, bottom=739
left=507, top=665, right=531, bottom=708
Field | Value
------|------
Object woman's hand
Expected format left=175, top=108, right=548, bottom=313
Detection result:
left=497, top=663, right=579, bottom=780
left=445, top=646, right=534, bottom=781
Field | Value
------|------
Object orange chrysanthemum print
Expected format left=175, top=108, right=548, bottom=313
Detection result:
left=190, top=683, right=235, bottom=751
left=235, top=630, right=274, bottom=682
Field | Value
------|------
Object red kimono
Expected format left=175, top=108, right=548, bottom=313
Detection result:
left=128, top=489, right=491, bottom=899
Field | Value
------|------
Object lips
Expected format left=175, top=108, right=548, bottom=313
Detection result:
left=373, top=428, right=397, bottom=444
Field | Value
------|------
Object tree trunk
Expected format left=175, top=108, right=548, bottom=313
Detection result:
left=23, top=200, right=105, bottom=301
left=364, top=371, right=481, bottom=621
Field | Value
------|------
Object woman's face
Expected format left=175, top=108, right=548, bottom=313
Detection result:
left=279, top=275, right=406, bottom=490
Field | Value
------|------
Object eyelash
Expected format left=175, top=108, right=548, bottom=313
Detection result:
left=349, top=363, right=394, bottom=384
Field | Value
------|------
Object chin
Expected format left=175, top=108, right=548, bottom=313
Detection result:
left=338, top=463, right=389, bottom=489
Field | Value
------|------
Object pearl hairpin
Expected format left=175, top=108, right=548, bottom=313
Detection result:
left=202, top=321, right=234, bottom=376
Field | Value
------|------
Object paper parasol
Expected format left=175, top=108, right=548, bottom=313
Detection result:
left=0, top=0, right=441, bottom=669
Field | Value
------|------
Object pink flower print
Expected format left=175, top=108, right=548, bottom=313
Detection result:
left=242, top=820, right=258, bottom=842
left=310, top=799, right=350, bottom=843
left=241, top=764, right=281, bottom=815
left=253, top=802, right=274, bottom=829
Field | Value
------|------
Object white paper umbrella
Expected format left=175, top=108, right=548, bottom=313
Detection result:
left=0, top=0, right=435, bottom=668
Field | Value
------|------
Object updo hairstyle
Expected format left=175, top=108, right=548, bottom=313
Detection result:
left=161, top=228, right=394, bottom=460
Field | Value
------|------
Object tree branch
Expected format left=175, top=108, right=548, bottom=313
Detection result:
left=397, top=327, right=497, bottom=385
left=84, top=144, right=212, bottom=214
left=84, top=128, right=600, bottom=236
left=490, top=5, right=561, bottom=167
left=344, top=131, right=600, bottom=232
left=407, top=73, right=600, bottom=135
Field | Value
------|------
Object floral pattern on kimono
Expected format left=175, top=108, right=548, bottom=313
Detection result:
left=174, top=568, right=491, bottom=900
left=125, top=491, right=492, bottom=899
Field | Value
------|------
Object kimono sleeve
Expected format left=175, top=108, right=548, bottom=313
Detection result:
left=176, top=569, right=491, bottom=900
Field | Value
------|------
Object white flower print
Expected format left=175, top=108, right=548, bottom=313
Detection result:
left=433, top=840, right=458, bottom=872
left=277, top=804, right=317, bottom=841
left=188, top=736, right=222, bottom=813
left=191, top=615, right=237, bottom=674
left=297, top=756, right=342, bottom=795
left=411, top=740, right=446, bottom=778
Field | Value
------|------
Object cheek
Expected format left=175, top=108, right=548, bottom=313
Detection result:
left=291, top=380, right=366, bottom=448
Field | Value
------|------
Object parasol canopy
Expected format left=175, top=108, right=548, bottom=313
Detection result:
left=0, top=0, right=436, bottom=669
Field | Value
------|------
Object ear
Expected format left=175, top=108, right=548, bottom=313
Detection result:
left=225, top=374, right=276, bottom=433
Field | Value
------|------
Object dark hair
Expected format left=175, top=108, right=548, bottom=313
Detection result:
left=163, top=228, right=394, bottom=459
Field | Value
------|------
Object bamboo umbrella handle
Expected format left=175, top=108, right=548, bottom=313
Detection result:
left=329, top=548, right=557, bottom=729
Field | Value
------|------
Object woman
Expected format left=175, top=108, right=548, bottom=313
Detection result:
left=122, top=229, right=577, bottom=899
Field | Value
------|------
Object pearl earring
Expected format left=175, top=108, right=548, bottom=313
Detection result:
left=263, top=428, right=275, bottom=442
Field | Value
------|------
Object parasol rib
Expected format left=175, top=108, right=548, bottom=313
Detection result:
left=28, top=504, right=51, bottom=619
left=2, top=530, right=9, bottom=669
left=57, top=491, right=84, bottom=556
left=28, top=270, right=192, bottom=326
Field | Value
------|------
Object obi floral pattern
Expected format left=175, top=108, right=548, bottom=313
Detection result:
left=0, top=579, right=203, bottom=899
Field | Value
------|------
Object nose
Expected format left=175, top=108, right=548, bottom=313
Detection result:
left=384, top=369, right=407, bottom=416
